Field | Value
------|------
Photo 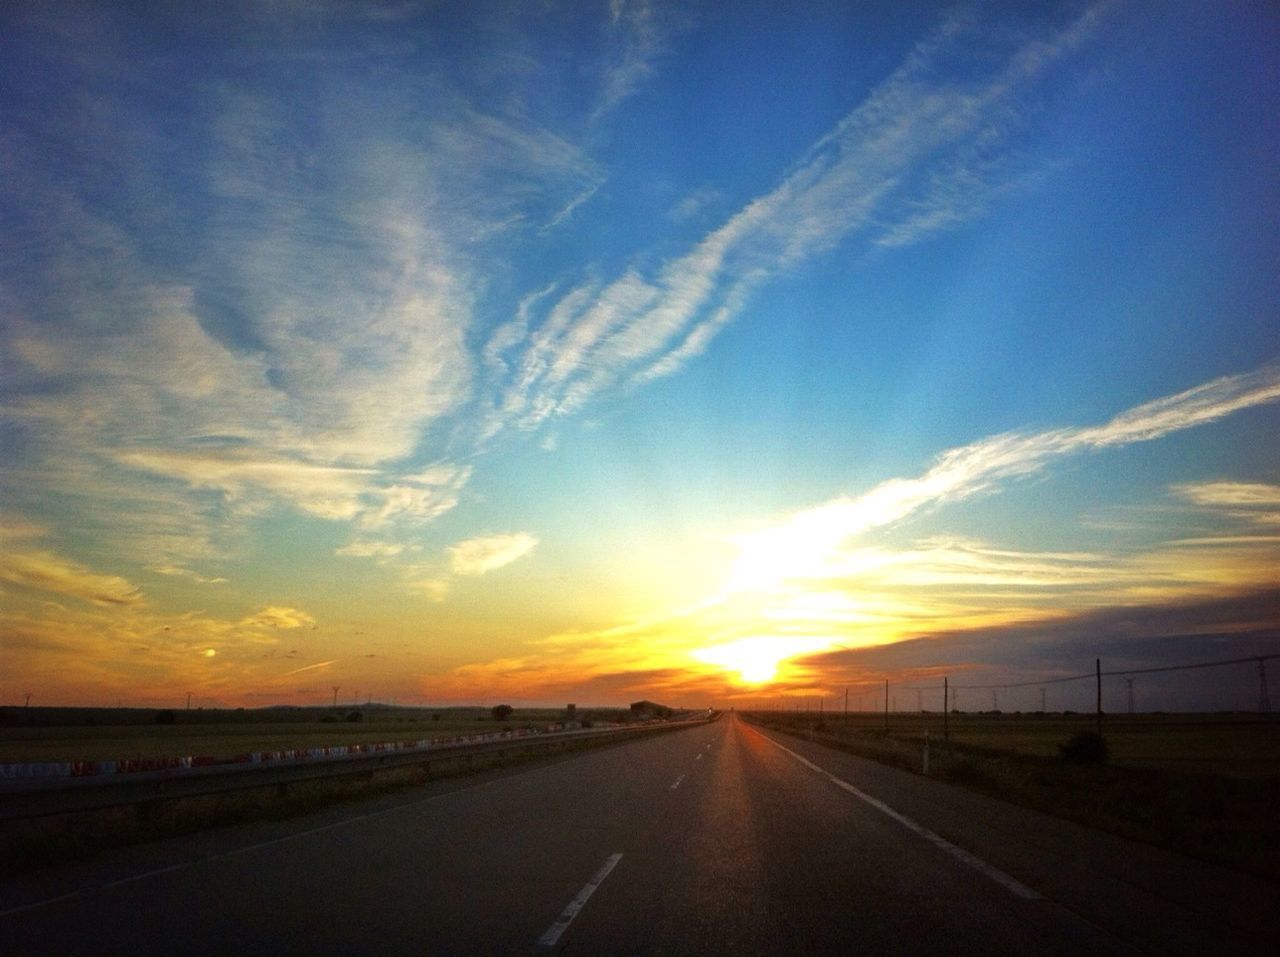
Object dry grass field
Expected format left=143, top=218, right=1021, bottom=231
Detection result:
left=746, top=710, right=1280, bottom=880
left=765, top=710, right=1280, bottom=778
left=0, top=706, right=626, bottom=764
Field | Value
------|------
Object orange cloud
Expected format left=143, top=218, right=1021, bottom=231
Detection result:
left=0, top=517, right=141, bottom=606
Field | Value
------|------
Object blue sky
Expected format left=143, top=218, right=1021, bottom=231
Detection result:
left=2, top=1, right=1278, bottom=708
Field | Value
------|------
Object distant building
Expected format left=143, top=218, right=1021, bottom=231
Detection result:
left=629, top=700, right=673, bottom=718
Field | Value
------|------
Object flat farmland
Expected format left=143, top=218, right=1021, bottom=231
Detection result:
left=760, top=711, right=1280, bottom=778
left=746, top=711, right=1280, bottom=878
left=0, top=708, right=618, bottom=764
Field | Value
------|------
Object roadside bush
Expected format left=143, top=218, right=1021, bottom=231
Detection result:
left=1059, top=731, right=1108, bottom=764
left=946, top=759, right=996, bottom=789
left=491, top=704, right=513, bottom=721
left=154, top=709, right=177, bottom=725
left=346, top=710, right=363, bottom=722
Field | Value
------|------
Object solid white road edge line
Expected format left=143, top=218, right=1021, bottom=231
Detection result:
left=536, top=852, right=623, bottom=949
left=755, top=729, right=1042, bottom=900
left=670, top=774, right=685, bottom=790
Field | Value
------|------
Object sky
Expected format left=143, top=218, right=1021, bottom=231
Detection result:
left=2, top=0, right=1278, bottom=711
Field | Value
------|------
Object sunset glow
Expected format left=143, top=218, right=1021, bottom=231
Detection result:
left=692, top=637, right=840, bottom=686
left=2, top=2, right=1278, bottom=710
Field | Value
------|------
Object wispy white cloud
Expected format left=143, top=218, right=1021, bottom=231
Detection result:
left=151, top=565, right=229, bottom=585
left=449, top=532, right=539, bottom=576
left=358, top=465, right=473, bottom=531
left=593, top=0, right=674, bottom=122
left=543, top=181, right=603, bottom=232
left=461, top=364, right=1279, bottom=687
left=1175, top=482, right=1280, bottom=507
left=115, top=449, right=377, bottom=520
left=669, top=186, right=723, bottom=223
left=1, top=11, right=604, bottom=571
left=728, top=363, right=1280, bottom=593
left=1173, top=481, right=1280, bottom=525
left=492, top=3, right=1111, bottom=432
left=334, top=541, right=407, bottom=559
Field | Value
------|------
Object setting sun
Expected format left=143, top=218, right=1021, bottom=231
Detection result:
left=1, top=2, right=1277, bottom=712
left=691, top=636, right=838, bottom=686
left=2, top=5, right=1277, bottom=952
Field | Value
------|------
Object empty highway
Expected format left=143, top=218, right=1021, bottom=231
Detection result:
left=2, top=714, right=1274, bottom=954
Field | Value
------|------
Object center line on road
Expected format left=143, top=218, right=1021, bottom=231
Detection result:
left=536, top=852, right=623, bottom=949
left=670, top=774, right=685, bottom=790
left=695, top=753, right=702, bottom=761
left=753, top=729, right=1042, bottom=900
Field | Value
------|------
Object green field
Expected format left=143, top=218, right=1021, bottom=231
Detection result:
left=0, top=706, right=630, bottom=764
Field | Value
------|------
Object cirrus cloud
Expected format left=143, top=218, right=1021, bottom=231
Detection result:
left=449, top=533, right=540, bottom=576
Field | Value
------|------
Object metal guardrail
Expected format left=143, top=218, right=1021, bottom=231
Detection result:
left=1, top=722, right=598, bottom=790
left=0, top=717, right=716, bottom=822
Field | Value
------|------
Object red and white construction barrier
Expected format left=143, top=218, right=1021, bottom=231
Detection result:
left=0, top=720, right=627, bottom=784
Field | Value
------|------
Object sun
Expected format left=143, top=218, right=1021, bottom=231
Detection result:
left=696, top=639, right=793, bottom=685
left=692, top=634, right=847, bottom=685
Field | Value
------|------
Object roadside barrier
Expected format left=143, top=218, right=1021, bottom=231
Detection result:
left=0, top=720, right=638, bottom=786
left=0, top=715, right=716, bottom=876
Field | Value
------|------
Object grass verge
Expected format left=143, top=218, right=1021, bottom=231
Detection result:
left=745, top=714, right=1280, bottom=882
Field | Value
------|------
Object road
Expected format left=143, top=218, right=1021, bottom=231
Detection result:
left=1, top=713, right=1274, bottom=954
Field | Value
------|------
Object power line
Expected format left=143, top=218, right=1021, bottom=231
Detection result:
left=903, top=653, right=1280, bottom=691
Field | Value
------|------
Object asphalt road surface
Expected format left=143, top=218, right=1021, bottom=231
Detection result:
left=2, top=713, right=1274, bottom=955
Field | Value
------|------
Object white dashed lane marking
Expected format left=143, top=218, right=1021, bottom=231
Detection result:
left=536, top=853, right=623, bottom=949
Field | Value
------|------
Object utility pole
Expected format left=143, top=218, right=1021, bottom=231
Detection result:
left=883, top=679, right=889, bottom=731
left=991, top=689, right=998, bottom=713
left=1125, top=677, right=1135, bottom=715
left=917, top=689, right=923, bottom=712
left=844, top=687, right=849, bottom=720
left=1260, top=659, right=1271, bottom=713
left=332, top=686, right=339, bottom=708
left=943, top=677, right=949, bottom=743
left=1095, top=658, right=1103, bottom=736
left=186, top=692, right=192, bottom=711
left=24, top=692, right=31, bottom=710
left=1040, top=687, right=1046, bottom=713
